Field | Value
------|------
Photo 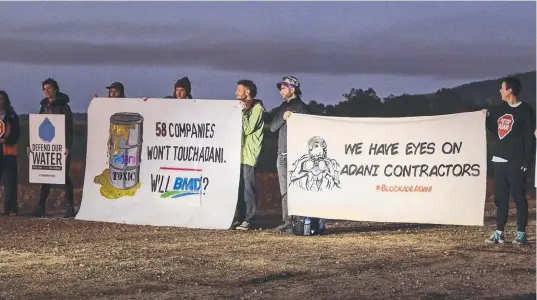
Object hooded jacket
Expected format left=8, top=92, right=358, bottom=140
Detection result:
left=38, top=92, right=74, bottom=151
left=241, top=99, right=265, bottom=167
left=0, top=95, right=20, bottom=156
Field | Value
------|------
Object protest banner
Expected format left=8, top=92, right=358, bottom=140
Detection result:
left=28, top=114, right=66, bottom=184
left=286, top=111, right=487, bottom=226
left=76, top=98, right=243, bottom=229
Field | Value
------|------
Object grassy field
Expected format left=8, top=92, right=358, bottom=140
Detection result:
left=5, top=119, right=534, bottom=299
left=0, top=197, right=535, bottom=300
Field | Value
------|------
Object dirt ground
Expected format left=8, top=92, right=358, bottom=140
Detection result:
left=0, top=199, right=535, bottom=300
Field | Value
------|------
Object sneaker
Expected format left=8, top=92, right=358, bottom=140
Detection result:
left=230, top=220, right=241, bottom=230
left=273, top=221, right=292, bottom=232
left=512, top=231, right=528, bottom=245
left=236, top=221, right=251, bottom=231
left=33, top=205, right=46, bottom=218
left=485, top=230, right=505, bottom=244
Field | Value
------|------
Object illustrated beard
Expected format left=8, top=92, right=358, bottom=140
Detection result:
left=309, top=149, right=324, bottom=161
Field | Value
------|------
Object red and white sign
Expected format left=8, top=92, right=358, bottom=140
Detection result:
left=497, top=114, right=514, bottom=140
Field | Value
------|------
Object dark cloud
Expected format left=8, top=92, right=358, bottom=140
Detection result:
left=0, top=21, right=242, bottom=42
left=0, top=35, right=533, bottom=79
left=0, top=9, right=534, bottom=80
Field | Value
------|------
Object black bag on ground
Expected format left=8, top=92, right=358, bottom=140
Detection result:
left=291, top=215, right=320, bottom=236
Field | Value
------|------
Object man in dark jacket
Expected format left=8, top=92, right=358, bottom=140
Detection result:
left=270, top=76, right=313, bottom=232
left=28, top=78, right=75, bottom=218
left=0, top=91, right=20, bottom=216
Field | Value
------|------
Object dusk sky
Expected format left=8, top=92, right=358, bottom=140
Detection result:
left=0, top=1, right=535, bottom=113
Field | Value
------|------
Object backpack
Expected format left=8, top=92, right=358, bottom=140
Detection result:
left=291, top=215, right=320, bottom=236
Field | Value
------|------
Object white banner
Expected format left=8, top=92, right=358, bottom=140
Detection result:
left=29, top=114, right=66, bottom=184
left=76, top=98, right=243, bottom=229
left=287, top=111, right=487, bottom=226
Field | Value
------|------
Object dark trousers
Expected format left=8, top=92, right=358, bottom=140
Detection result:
left=493, top=162, right=528, bottom=232
left=235, top=164, right=257, bottom=222
left=0, top=155, right=18, bottom=214
left=277, top=154, right=290, bottom=222
left=38, top=156, right=74, bottom=207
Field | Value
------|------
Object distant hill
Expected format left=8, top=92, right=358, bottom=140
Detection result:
left=444, top=71, right=535, bottom=109
left=17, top=71, right=536, bottom=121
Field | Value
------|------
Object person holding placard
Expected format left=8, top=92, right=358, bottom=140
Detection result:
left=142, top=77, right=193, bottom=102
left=0, top=91, right=20, bottom=216
left=270, top=76, right=318, bottom=232
left=29, top=78, right=76, bottom=218
left=91, top=81, right=126, bottom=99
left=484, top=77, right=535, bottom=245
left=165, top=77, right=193, bottom=99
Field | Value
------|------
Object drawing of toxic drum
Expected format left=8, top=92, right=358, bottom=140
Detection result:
left=108, top=113, right=144, bottom=190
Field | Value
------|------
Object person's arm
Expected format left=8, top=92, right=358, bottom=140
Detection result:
left=243, top=105, right=264, bottom=136
left=3, top=112, right=20, bottom=145
left=485, top=106, right=496, bottom=133
left=269, top=107, right=285, bottom=132
left=522, top=106, right=535, bottom=170
left=27, top=104, right=44, bottom=156
left=63, top=105, right=74, bottom=152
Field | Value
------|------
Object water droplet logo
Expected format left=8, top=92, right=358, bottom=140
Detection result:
left=39, top=117, right=56, bottom=143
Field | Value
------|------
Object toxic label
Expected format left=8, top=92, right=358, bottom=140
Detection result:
left=109, top=165, right=139, bottom=190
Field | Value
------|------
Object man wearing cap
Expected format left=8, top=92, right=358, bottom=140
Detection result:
left=270, top=76, right=313, bottom=232
left=91, top=82, right=125, bottom=99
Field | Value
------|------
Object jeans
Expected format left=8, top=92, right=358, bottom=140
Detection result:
left=276, top=153, right=290, bottom=222
left=235, top=164, right=257, bottom=222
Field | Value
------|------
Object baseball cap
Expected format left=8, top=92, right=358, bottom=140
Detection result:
left=277, top=76, right=300, bottom=90
left=106, top=82, right=124, bottom=90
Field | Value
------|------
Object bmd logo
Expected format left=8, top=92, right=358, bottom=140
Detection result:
left=151, top=167, right=210, bottom=199
left=165, top=177, right=202, bottom=198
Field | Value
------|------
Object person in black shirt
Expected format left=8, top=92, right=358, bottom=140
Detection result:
left=270, top=76, right=328, bottom=233
left=485, top=77, right=535, bottom=245
left=0, top=91, right=20, bottom=216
